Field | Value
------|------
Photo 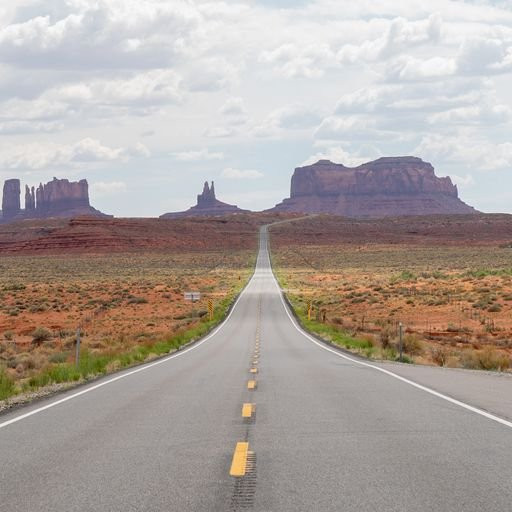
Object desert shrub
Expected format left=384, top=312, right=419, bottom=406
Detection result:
left=462, top=347, right=510, bottom=371
left=3, top=283, right=26, bottom=291
left=3, top=331, right=14, bottom=340
left=379, top=327, right=394, bottom=349
left=430, top=347, right=447, bottom=366
left=31, top=327, right=52, bottom=345
left=403, top=334, right=424, bottom=355
left=488, top=304, right=502, bottom=313
left=127, top=297, right=148, bottom=305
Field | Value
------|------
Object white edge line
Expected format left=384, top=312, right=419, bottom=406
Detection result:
left=0, top=275, right=252, bottom=430
left=265, top=237, right=512, bottom=431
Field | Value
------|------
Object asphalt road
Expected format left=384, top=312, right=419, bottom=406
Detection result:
left=1, top=226, right=512, bottom=511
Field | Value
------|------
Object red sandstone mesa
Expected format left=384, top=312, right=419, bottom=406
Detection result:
left=270, top=157, right=477, bottom=217
left=1, top=177, right=107, bottom=222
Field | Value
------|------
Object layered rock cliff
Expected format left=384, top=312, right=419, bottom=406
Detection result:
left=1, top=177, right=107, bottom=222
left=271, top=157, right=477, bottom=217
left=160, top=181, right=248, bottom=218
left=2, top=179, right=21, bottom=221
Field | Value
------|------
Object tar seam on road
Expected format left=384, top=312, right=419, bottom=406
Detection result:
left=0, top=275, right=251, bottom=431
left=271, top=259, right=512, bottom=431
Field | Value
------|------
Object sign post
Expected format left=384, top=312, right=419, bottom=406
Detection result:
left=184, top=291, right=201, bottom=302
left=307, top=300, right=312, bottom=321
left=399, top=322, right=403, bottom=362
left=208, top=300, right=214, bottom=321
left=75, top=327, right=81, bottom=368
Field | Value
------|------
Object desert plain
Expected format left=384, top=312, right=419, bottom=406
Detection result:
left=1, top=212, right=512, bottom=408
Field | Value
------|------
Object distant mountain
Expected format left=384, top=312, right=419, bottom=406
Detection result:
left=269, top=157, right=477, bottom=217
left=160, top=181, right=248, bottom=218
left=1, top=177, right=108, bottom=223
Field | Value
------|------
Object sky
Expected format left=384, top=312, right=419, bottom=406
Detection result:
left=0, top=0, right=512, bottom=216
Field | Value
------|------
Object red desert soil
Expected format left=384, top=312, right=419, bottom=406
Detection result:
left=271, top=214, right=512, bottom=371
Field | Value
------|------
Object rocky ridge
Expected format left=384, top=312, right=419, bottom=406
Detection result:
left=160, top=181, right=248, bottom=218
left=1, top=177, right=107, bottom=222
left=271, top=157, right=477, bottom=217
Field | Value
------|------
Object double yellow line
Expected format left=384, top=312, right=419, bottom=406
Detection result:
left=230, top=330, right=260, bottom=477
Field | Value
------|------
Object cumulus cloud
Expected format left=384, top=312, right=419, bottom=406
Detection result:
left=252, top=104, right=322, bottom=137
left=49, top=70, right=183, bottom=110
left=414, top=134, right=512, bottom=171
left=221, top=168, right=264, bottom=179
left=90, top=181, right=128, bottom=197
left=0, top=1, right=200, bottom=69
left=0, top=0, right=511, bottom=214
left=301, top=146, right=374, bottom=167
left=0, top=138, right=149, bottom=170
left=220, top=97, right=248, bottom=125
left=259, top=43, right=336, bottom=78
left=337, top=14, right=442, bottom=64
left=171, top=148, right=224, bottom=161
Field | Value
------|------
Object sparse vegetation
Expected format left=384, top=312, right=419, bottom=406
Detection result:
left=271, top=226, right=512, bottom=372
left=0, top=250, right=255, bottom=403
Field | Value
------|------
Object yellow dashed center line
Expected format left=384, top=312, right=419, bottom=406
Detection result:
left=250, top=368, right=258, bottom=374
left=230, top=442, right=249, bottom=477
left=247, top=380, right=257, bottom=390
left=242, top=403, right=254, bottom=418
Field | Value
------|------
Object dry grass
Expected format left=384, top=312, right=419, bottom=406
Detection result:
left=0, top=250, right=255, bottom=398
left=272, top=242, right=512, bottom=371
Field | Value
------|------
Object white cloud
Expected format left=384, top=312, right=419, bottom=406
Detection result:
left=385, top=55, right=457, bottom=81
left=301, top=146, right=373, bottom=168
left=171, top=148, right=224, bottom=161
left=450, top=174, right=475, bottom=186
left=456, top=37, right=512, bottom=74
left=0, top=138, right=149, bottom=170
left=259, top=43, right=336, bottom=78
left=252, top=104, right=322, bottom=137
left=50, top=69, right=183, bottom=109
left=0, top=1, right=200, bottom=69
left=220, top=97, right=248, bottom=125
left=337, top=14, right=442, bottom=64
left=415, top=134, right=512, bottom=171
left=221, top=168, right=263, bottom=179
left=90, top=181, right=128, bottom=197
left=205, top=126, right=235, bottom=138
left=1, top=0, right=512, bottom=215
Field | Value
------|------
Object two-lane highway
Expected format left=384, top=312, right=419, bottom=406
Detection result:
left=1, top=226, right=512, bottom=511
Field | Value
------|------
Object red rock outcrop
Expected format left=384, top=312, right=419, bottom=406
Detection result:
left=35, top=178, right=91, bottom=215
left=160, top=181, right=248, bottom=218
left=1, top=177, right=108, bottom=222
left=270, top=157, right=477, bottom=217
left=2, top=179, right=21, bottom=220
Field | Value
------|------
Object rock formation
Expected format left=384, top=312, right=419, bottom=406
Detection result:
left=25, top=185, right=35, bottom=213
left=160, top=181, right=248, bottom=218
left=35, top=178, right=90, bottom=215
left=270, top=157, right=477, bottom=217
left=2, top=179, right=21, bottom=220
left=1, top=177, right=107, bottom=222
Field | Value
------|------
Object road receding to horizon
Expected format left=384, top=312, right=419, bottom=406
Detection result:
left=1, top=226, right=511, bottom=512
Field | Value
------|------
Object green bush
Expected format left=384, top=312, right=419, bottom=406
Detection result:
left=0, top=369, right=15, bottom=400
